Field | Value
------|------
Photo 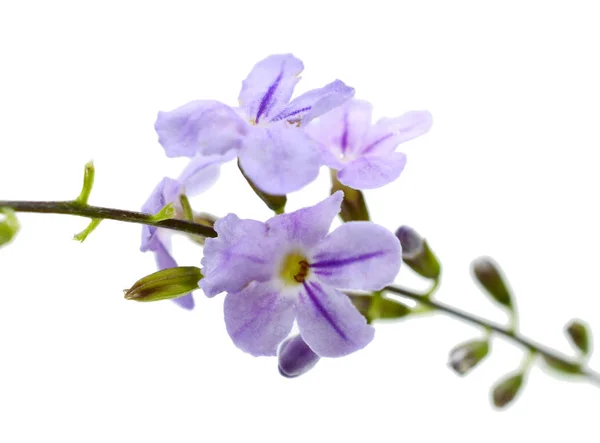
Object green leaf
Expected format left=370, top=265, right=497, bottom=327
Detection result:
left=238, top=160, right=286, bottom=214
left=565, top=319, right=591, bottom=356
left=124, top=266, right=203, bottom=302
left=0, top=207, right=20, bottom=247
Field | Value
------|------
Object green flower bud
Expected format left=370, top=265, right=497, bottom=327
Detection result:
left=238, top=160, right=286, bottom=214
left=448, top=339, right=490, bottom=376
left=565, top=319, right=591, bottom=356
left=472, top=256, right=512, bottom=309
left=124, top=266, right=203, bottom=302
left=330, top=170, right=369, bottom=222
left=395, top=226, right=441, bottom=279
left=492, top=372, right=524, bottom=408
left=542, top=355, right=582, bottom=376
left=0, top=208, right=20, bottom=248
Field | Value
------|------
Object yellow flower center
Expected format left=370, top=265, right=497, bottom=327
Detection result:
left=279, top=253, right=310, bottom=285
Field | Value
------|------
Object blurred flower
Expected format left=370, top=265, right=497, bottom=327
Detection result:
left=155, top=54, right=354, bottom=195
left=201, top=191, right=402, bottom=357
left=306, top=99, right=432, bottom=189
left=140, top=154, right=229, bottom=309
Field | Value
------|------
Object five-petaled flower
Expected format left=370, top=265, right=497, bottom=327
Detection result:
left=155, top=54, right=354, bottom=195
left=200, top=191, right=402, bottom=357
left=140, top=154, right=230, bottom=309
left=306, top=99, right=433, bottom=189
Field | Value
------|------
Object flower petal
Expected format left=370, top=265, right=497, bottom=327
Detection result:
left=238, top=54, right=304, bottom=123
left=177, top=151, right=236, bottom=196
left=266, top=191, right=342, bottom=249
left=200, top=214, right=280, bottom=297
left=155, top=100, right=246, bottom=158
left=337, top=151, right=407, bottom=189
left=296, top=281, right=374, bottom=357
left=306, top=99, right=373, bottom=168
left=310, top=222, right=402, bottom=291
left=153, top=239, right=195, bottom=310
left=224, top=281, right=296, bottom=356
left=270, top=80, right=354, bottom=126
left=140, top=177, right=182, bottom=252
left=360, top=110, right=433, bottom=156
left=238, top=123, right=321, bottom=195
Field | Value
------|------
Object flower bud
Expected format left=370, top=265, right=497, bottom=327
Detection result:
left=278, top=335, right=320, bottom=378
left=491, top=372, right=524, bottom=408
left=0, top=208, right=20, bottom=248
left=395, top=226, right=440, bottom=279
left=124, top=266, right=203, bottom=302
left=542, top=355, right=582, bottom=375
left=471, top=256, right=512, bottom=308
left=566, top=319, right=591, bottom=356
left=330, top=170, right=369, bottom=222
left=448, top=339, right=489, bottom=376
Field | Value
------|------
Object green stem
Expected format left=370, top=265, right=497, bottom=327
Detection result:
left=0, top=200, right=217, bottom=238
left=384, top=285, right=600, bottom=387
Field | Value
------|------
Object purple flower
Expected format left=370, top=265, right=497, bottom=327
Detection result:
left=200, top=191, right=402, bottom=357
left=140, top=153, right=231, bottom=309
left=306, top=99, right=433, bottom=189
left=155, top=54, right=354, bottom=195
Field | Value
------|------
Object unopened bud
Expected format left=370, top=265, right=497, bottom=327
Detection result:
left=492, top=372, right=524, bottom=408
left=472, top=256, right=512, bottom=308
left=330, top=170, right=370, bottom=222
left=0, top=208, right=20, bottom=248
left=124, top=266, right=202, bottom=302
left=278, top=335, right=320, bottom=378
left=395, top=226, right=440, bottom=279
left=542, top=355, right=582, bottom=375
left=448, top=339, right=489, bottom=376
left=566, top=319, right=591, bottom=356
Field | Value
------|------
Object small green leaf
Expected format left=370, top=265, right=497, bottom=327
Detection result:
left=472, top=256, right=513, bottom=309
left=565, top=319, right=591, bottom=356
left=0, top=207, right=20, bottom=247
left=238, top=160, right=286, bottom=214
left=491, top=372, right=524, bottom=409
left=124, top=266, right=203, bottom=302
left=330, top=169, right=369, bottom=222
left=73, top=218, right=102, bottom=242
left=542, top=355, right=583, bottom=375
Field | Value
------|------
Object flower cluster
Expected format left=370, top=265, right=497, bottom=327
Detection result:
left=141, top=53, right=432, bottom=367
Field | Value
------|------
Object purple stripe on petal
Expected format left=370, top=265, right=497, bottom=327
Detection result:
left=301, top=281, right=347, bottom=340
left=311, top=251, right=386, bottom=269
left=340, top=111, right=349, bottom=154
left=255, top=71, right=283, bottom=123
left=270, top=106, right=312, bottom=123
left=360, top=133, right=394, bottom=155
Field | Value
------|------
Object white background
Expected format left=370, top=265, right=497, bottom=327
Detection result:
left=1, top=1, right=599, bottom=441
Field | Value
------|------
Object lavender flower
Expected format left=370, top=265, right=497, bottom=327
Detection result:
left=140, top=154, right=229, bottom=309
left=200, top=191, right=402, bottom=357
left=155, top=54, right=354, bottom=195
left=306, top=99, right=432, bottom=189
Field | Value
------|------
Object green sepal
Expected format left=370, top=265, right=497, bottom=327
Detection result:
left=542, top=355, right=583, bottom=375
left=565, top=319, right=591, bottom=356
left=238, top=160, right=286, bottom=214
left=491, top=372, right=524, bottom=409
left=0, top=207, right=20, bottom=247
left=73, top=218, right=102, bottom=242
left=124, top=266, right=203, bottom=302
left=330, top=169, right=369, bottom=222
